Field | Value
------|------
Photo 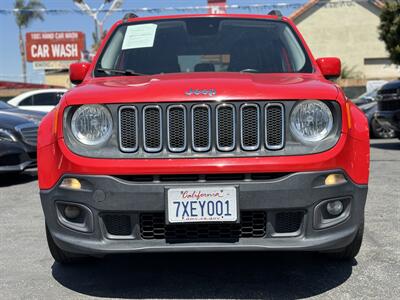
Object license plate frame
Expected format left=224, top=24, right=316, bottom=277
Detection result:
left=165, top=186, right=239, bottom=224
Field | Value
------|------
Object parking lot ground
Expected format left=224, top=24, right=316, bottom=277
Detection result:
left=0, top=138, right=399, bottom=299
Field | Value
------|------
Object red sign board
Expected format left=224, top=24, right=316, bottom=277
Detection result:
left=26, top=31, right=85, bottom=62
left=208, top=0, right=226, bottom=14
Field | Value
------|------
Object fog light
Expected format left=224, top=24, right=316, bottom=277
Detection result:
left=64, top=205, right=81, bottom=219
left=60, top=178, right=82, bottom=190
left=325, top=174, right=346, bottom=186
left=326, top=200, right=344, bottom=216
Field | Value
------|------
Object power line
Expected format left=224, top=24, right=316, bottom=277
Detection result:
left=0, top=1, right=380, bottom=15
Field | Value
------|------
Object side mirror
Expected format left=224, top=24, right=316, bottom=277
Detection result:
left=69, top=62, right=91, bottom=85
left=316, top=57, right=341, bottom=80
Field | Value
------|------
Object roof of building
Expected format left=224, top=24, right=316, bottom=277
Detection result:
left=289, top=0, right=385, bottom=21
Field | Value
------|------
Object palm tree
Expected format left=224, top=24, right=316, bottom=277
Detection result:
left=13, top=0, right=45, bottom=82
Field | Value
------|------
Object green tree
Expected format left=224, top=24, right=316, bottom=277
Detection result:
left=379, top=1, right=400, bottom=65
left=13, top=0, right=45, bottom=83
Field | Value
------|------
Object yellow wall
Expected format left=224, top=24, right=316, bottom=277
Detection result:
left=295, top=1, right=399, bottom=80
left=44, top=72, right=71, bottom=88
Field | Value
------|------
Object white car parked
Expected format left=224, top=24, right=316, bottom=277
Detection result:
left=8, top=89, right=67, bottom=113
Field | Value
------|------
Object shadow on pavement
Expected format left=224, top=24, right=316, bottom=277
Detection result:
left=52, top=252, right=355, bottom=299
left=370, top=141, right=400, bottom=150
left=0, top=169, right=37, bottom=187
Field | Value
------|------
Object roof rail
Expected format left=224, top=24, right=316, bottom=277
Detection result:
left=268, top=10, right=283, bottom=17
left=123, top=13, right=138, bottom=22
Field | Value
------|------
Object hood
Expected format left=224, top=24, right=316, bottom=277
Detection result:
left=65, top=73, right=339, bottom=105
left=0, top=109, right=44, bottom=129
left=380, top=80, right=400, bottom=92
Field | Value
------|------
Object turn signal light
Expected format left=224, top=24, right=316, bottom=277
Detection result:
left=59, top=178, right=82, bottom=190
left=324, top=174, right=346, bottom=186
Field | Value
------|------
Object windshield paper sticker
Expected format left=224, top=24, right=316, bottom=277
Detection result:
left=122, top=24, right=158, bottom=50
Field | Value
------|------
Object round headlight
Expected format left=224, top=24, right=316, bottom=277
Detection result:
left=290, top=100, right=333, bottom=143
left=71, top=105, right=113, bottom=146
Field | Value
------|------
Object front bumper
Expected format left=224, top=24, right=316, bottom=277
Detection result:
left=41, top=170, right=367, bottom=255
left=0, top=141, right=36, bottom=173
left=374, top=110, right=400, bottom=133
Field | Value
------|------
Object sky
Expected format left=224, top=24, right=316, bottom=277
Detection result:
left=0, top=0, right=306, bottom=84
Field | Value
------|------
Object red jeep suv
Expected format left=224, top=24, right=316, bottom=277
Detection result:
left=38, top=12, right=369, bottom=264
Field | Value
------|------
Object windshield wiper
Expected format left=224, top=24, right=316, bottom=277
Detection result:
left=96, top=68, right=144, bottom=76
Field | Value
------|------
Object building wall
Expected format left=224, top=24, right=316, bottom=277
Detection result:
left=294, top=1, right=399, bottom=80
left=44, top=71, right=71, bottom=88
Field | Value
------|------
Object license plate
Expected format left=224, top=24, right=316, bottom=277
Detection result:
left=167, top=186, right=237, bottom=223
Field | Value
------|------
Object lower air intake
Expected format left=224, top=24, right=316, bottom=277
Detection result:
left=140, top=211, right=266, bottom=241
left=103, top=214, right=132, bottom=236
left=274, top=211, right=303, bottom=233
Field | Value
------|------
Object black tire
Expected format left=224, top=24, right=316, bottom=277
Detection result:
left=45, top=225, right=82, bottom=264
left=371, top=119, right=396, bottom=139
left=324, top=222, right=364, bottom=260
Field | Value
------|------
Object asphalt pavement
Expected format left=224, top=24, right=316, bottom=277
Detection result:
left=0, top=138, right=399, bottom=299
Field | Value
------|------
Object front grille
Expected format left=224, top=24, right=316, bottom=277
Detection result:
left=378, top=100, right=400, bottom=112
left=118, top=102, right=285, bottom=155
left=140, top=211, right=267, bottom=240
left=18, top=125, right=38, bottom=146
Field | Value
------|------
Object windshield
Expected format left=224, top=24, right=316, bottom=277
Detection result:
left=95, top=18, right=313, bottom=76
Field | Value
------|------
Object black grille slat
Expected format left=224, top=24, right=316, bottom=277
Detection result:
left=167, top=106, right=186, bottom=151
left=217, top=105, right=235, bottom=151
left=265, top=104, right=284, bottom=149
left=241, top=104, right=259, bottom=150
left=140, top=211, right=267, bottom=240
left=143, top=106, right=162, bottom=152
left=119, top=107, right=138, bottom=151
left=192, top=105, right=211, bottom=151
left=19, top=126, right=38, bottom=146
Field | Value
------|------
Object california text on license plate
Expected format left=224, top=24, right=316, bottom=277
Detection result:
left=167, top=186, right=238, bottom=223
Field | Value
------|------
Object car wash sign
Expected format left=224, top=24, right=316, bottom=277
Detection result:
left=26, top=31, right=85, bottom=62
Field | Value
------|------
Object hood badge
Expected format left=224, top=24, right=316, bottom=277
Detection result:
left=185, top=88, right=217, bottom=97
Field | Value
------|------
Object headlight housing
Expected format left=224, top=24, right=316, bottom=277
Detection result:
left=71, top=104, right=113, bottom=146
left=290, top=100, right=333, bottom=143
